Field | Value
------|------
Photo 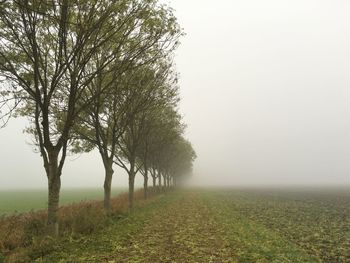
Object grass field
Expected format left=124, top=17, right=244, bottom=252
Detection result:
left=0, top=188, right=127, bottom=215
left=38, top=188, right=350, bottom=263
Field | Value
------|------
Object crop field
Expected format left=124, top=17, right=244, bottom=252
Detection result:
left=38, top=188, right=350, bottom=263
left=0, top=188, right=126, bottom=215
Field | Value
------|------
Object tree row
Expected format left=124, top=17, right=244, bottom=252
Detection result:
left=0, top=0, right=196, bottom=235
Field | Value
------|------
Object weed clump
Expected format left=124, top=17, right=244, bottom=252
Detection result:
left=60, top=201, right=105, bottom=236
left=27, top=236, right=57, bottom=259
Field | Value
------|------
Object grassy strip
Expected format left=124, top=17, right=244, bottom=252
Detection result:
left=41, top=191, right=176, bottom=262
left=42, top=191, right=237, bottom=263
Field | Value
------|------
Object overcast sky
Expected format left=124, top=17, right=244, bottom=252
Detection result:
left=1, top=0, right=350, bottom=189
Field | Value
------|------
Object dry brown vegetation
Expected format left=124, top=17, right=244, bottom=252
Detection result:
left=0, top=188, right=160, bottom=262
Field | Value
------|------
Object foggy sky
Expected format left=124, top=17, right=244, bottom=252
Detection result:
left=1, top=0, right=350, bottom=189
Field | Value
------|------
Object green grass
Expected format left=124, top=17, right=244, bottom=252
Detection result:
left=0, top=188, right=126, bottom=215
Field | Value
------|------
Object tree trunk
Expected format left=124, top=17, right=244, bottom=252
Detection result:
left=128, top=164, right=135, bottom=209
left=46, top=152, right=61, bottom=236
left=152, top=176, right=156, bottom=188
left=103, top=164, right=114, bottom=213
left=163, top=174, right=167, bottom=190
left=158, top=173, right=162, bottom=192
left=143, top=172, right=148, bottom=199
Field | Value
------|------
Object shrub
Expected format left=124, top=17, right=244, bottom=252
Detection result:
left=0, top=215, right=27, bottom=251
left=23, top=213, right=47, bottom=238
left=71, top=213, right=99, bottom=234
left=60, top=202, right=105, bottom=235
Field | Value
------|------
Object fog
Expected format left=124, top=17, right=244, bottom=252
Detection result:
left=1, top=0, right=350, bottom=189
